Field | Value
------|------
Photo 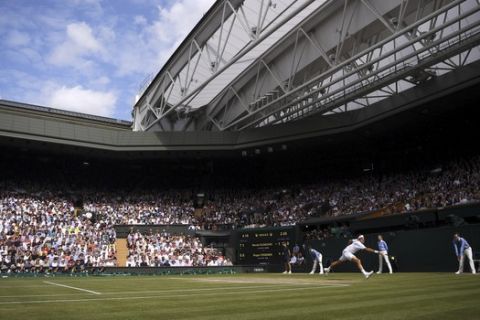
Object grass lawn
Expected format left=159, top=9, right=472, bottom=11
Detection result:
left=0, top=272, right=478, bottom=320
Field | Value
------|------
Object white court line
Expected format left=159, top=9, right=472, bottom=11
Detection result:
left=0, top=285, right=346, bottom=305
left=43, top=281, right=101, bottom=295
left=0, top=283, right=349, bottom=298
left=0, top=293, right=88, bottom=298
left=102, top=283, right=350, bottom=294
left=165, top=277, right=346, bottom=286
left=0, top=284, right=287, bottom=299
left=0, top=285, right=51, bottom=288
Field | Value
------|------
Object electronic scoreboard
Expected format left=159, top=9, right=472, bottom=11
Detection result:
left=237, top=227, right=295, bottom=265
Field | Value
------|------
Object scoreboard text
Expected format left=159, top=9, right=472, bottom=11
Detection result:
left=237, top=228, right=294, bottom=265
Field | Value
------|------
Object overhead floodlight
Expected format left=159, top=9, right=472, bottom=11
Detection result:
left=408, top=69, right=436, bottom=84
left=420, top=31, right=436, bottom=42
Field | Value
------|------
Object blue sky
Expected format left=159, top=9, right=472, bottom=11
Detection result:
left=0, top=0, right=215, bottom=120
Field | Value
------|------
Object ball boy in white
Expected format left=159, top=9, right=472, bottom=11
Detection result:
left=453, top=233, right=476, bottom=274
left=308, top=247, right=324, bottom=274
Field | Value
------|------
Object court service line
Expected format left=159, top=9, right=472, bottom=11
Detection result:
left=0, top=284, right=290, bottom=299
left=43, top=281, right=101, bottom=295
left=0, top=285, right=346, bottom=305
left=0, top=283, right=350, bottom=298
left=0, top=293, right=89, bottom=298
left=103, top=283, right=350, bottom=294
left=0, top=285, right=51, bottom=288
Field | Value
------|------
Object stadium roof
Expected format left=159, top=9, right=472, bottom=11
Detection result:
left=133, top=0, right=480, bottom=133
left=0, top=99, right=132, bottom=128
left=134, top=0, right=328, bottom=130
left=1, top=57, right=480, bottom=155
left=136, top=0, right=327, bottom=110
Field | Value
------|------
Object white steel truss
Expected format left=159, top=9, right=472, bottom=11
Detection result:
left=133, top=0, right=480, bottom=132
left=133, top=0, right=319, bottom=131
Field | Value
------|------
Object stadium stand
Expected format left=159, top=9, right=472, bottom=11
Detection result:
left=1, top=151, right=479, bottom=272
left=125, top=230, right=229, bottom=267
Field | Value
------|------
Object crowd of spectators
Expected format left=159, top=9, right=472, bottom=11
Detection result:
left=4, top=155, right=477, bottom=231
left=125, top=230, right=230, bottom=267
left=303, top=223, right=353, bottom=242
left=200, top=155, right=480, bottom=227
left=1, top=155, right=479, bottom=272
left=0, top=192, right=117, bottom=274
left=83, top=192, right=197, bottom=226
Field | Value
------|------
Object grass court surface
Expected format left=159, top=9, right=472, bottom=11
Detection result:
left=0, top=273, right=478, bottom=320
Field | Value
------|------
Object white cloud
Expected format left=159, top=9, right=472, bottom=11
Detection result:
left=0, top=71, right=117, bottom=117
left=94, top=76, right=110, bottom=85
left=134, top=15, right=147, bottom=26
left=19, top=47, right=44, bottom=64
left=48, top=85, right=117, bottom=117
left=69, top=0, right=102, bottom=4
left=150, top=0, right=212, bottom=45
left=5, top=30, right=31, bottom=47
left=3, top=48, right=43, bottom=66
left=65, top=0, right=104, bottom=18
left=67, top=22, right=102, bottom=50
left=48, top=22, right=104, bottom=69
left=0, top=0, right=216, bottom=120
left=111, top=0, right=214, bottom=77
left=150, top=0, right=214, bottom=66
left=98, top=25, right=115, bottom=42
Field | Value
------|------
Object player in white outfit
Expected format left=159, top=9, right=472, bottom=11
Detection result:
left=376, top=235, right=393, bottom=274
left=308, top=247, right=324, bottom=274
left=324, top=235, right=378, bottom=279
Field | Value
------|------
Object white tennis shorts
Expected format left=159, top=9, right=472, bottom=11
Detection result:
left=339, top=250, right=356, bottom=262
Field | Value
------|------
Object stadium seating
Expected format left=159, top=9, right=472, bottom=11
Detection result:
left=1, top=155, right=479, bottom=271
